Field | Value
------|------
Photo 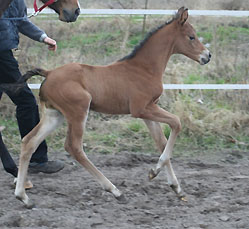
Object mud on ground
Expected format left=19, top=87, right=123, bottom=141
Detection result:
left=0, top=150, right=249, bottom=229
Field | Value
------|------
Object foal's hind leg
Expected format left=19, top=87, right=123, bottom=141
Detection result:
left=15, top=106, right=64, bottom=207
left=139, top=105, right=184, bottom=198
left=63, top=99, right=123, bottom=201
left=143, top=120, right=167, bottom=152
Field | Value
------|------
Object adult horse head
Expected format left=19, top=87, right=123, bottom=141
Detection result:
left=40, top=0, right=80, bottom=22
left=0, top=0, right=80, bottom=22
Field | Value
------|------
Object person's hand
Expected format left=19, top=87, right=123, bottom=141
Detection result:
left=43, top=37, right=57, bottom=51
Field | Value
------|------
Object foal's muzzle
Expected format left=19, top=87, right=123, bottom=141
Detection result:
left=199, top=49, right=211, bottom=65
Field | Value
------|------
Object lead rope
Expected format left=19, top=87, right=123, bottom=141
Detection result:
left=28, top=0, right=56, bottom=18
left=0, top=0, right=56, bottom=20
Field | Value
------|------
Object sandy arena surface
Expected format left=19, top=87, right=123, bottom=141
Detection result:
left=0, top=150, right=249, bottom=229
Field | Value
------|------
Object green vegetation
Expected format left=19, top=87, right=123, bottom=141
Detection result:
left=127, top=120, right=144, bottom=132
left=127, top=34, right=144, bottom=47
left=183, top=73, right=207, bottom=84
left=197, top=30, right=213, bottom=43
left=217, top=26, right=249, bottom=42
left=1, top=16, right=249, bottom=156
left=58, top=32, right=121, bottom=50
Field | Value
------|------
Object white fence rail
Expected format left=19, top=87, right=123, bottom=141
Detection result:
left=27, top=9, right=249, bottom=90
left=27, top=8, right=249, bottom=17
left=27, top=84, right=249, bottom=90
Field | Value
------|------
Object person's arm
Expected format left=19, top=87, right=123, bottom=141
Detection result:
left=17, top=0, right=47, bottom=42
left=17, top=0, right=56, bottom=51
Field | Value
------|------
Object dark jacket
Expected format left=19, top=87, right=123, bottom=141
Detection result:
left=0, top=0, right=47, bottom=52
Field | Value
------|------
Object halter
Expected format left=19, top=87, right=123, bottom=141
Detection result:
left=30, top=0, right=57, bottom=18
left=0, top=0, right=57, bottom=20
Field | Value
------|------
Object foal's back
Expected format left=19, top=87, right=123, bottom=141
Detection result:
left=40, top=62, right=139, bottom=115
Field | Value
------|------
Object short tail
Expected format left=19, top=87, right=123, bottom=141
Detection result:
left=22, top=68, right=49, bottom=82
left=0, top=68, right=48, bottom=95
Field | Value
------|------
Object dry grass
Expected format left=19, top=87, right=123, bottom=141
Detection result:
left=1, top=14, right=249, bottom=155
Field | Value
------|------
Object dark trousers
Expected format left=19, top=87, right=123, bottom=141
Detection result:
left=0, top=50, right=48, bottom=169
left=0, top=131, right=18, bottom=177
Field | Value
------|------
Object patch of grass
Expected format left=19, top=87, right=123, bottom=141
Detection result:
left=163, top=125, right=171, bottom=139
left=183, top=73, right=207, bottom=84
left=127, top=120, right=144, bottom=132
left=215, top=78, right=226, bottom=84
left=0, top=118, right=21, bottom=154
left=127, top=34, right=144, bottom=48
left=217, top=26, right=249, bottom=42
left=197, top=25, right=249, bottom=44
left=197, top=31, right=213, bottom=43
left=57, top=31, right=121, bottom=50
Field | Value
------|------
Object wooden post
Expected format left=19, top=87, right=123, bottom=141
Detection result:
left=142, top=0, right=149, bottom=35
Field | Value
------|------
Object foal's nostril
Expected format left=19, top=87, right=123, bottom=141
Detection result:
left=75, top=8, right=80, bottom=16
left=209, top=53, right=212, bottom=59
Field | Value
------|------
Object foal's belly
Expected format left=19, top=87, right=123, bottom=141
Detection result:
left=89, top=96, right=130, bottom=115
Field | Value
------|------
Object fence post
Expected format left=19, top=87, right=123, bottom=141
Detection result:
left=142, top=0, right=149, bottom=35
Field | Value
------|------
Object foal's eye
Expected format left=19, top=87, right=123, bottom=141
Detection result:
left=189, top=36, right=195, bottom=41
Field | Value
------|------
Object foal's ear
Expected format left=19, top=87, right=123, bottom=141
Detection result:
left=177, top=7, right=189, bottom=25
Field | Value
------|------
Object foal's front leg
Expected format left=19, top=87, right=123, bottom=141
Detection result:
left=140, top=104, right=184, bottom=198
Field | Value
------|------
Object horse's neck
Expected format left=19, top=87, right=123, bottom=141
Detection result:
left=131, top=24, right=176, bottom=77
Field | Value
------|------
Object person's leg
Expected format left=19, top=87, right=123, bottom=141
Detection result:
left=0, top=90, right=18, bottom=177
left=0, top=50, right=48, bottom=163
left=0, top=50, right=64, bottom=173
left=0, top=130, right=18, bottom=177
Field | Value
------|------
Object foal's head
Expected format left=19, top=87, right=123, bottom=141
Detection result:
left=172, top=7, right=211, bottom=65
left=41, top=0, right=80, bottom=22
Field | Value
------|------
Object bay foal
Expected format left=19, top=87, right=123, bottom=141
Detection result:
left=15, top=7, right=211, bottom=207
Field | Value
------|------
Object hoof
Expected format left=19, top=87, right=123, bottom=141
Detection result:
left=179, top=196, right=188, bottom=202
left=24, top=180, right=33, bottom=190
left=16, top=195, right=35, bottom=209
left=170, top=184, right=179, bottom=194
left=15, top=194, right=35, bottom=209
left=25, top=202, right=36, bottom=209
left=170, top=184, right=187, bottom=202
left=177, top=192, right=187, bottom=202
left=148, top=169, right=157, bottom=180
left=115, top=194, right=128, bottom=204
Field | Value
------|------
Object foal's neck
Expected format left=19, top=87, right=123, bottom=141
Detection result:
left=130, top=23, right=176, bottom=77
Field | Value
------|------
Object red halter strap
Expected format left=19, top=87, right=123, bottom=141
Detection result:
left=33, top=0, right=56, bottom=14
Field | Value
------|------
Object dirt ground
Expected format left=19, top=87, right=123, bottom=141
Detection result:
left=0, top=149, right=249, bottom=229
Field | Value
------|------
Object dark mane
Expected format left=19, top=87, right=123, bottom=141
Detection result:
left=119, top=14, right=179, bottom=62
